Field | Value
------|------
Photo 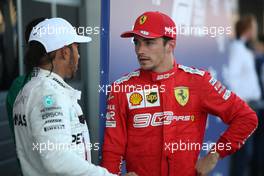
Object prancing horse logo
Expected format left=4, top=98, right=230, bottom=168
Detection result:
left=174, top=87, right=189, bottom=106
left=139, top=15, right=147, bottom=25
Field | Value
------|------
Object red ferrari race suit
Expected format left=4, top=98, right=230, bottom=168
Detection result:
left=101, top=63, right=258, bottom=176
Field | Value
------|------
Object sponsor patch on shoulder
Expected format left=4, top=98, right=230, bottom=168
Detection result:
left=208, top=76, right=231, bottom=101
left=209, top=77, right=217, bottom=86
left=178, top=65, right=205, bottom=76
left=43, top=95, right=55, bottom=108
left=223, top=90, right=231, bottom=100
left=114, top=71, right=140, bottom=84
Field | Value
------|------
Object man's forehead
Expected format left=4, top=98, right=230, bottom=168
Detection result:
left=133, top=35, right=161, bottom=41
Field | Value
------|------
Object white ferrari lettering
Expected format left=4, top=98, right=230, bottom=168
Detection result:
left=133, top=111, right=194, bottom=128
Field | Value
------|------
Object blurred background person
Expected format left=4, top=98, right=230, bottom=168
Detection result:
left=227, top=14, right=261, bottom=176
left=251, top=35, right=264, bottom=176
left=254, top=35, right=264, bottom=98
left=0, top=0, right=18, bottom=90
left=6, top=17, right=45, bottom=140
left=227, top=14, right=261, bottom=102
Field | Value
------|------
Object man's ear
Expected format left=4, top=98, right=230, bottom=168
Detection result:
left=166, top=40, right=176, bottom=53
left=61, top=46, right=70, bottom=60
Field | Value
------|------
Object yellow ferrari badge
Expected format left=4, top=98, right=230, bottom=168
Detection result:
left=139, top=15, right=147, bottom=25
left=174, top=87, right=189, bottom=106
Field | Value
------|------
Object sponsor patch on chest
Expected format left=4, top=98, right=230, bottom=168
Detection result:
left=126, top=87, right=160, bottom=109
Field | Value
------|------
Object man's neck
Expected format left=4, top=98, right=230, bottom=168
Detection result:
left=40, top=64, right=65, bottom=79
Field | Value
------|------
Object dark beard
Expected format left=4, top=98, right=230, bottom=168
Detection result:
left=68, top=46, right=77, bottom=79
left=69, top=57, right=76, bottom=79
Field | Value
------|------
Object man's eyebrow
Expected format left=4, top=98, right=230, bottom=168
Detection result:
left=133, top=38, right=156, bottom=43
left=142, top=38, right=156, bottom=42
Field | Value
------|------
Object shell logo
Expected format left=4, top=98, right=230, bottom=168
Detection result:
left=129, top=93, right=143, bottom=106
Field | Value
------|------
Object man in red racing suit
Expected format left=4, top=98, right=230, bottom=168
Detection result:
left=102, top=11, right=258, bottom=176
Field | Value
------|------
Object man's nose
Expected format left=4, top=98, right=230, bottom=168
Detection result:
left=136, top=43, right=146, bottom=54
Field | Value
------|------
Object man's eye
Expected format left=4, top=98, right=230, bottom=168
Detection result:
left=146, top=41, right=154, bottom=45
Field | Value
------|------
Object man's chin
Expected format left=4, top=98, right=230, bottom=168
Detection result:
left=140, top=65, right=154, bottom=71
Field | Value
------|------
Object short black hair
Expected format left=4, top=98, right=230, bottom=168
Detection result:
left=163, top=36, right=173, bottom=46
left=24, top=41, right=51, bottom=74
left=24, top=17, right=46, bottom=43
left=24, top=17, right=48, bottom=74
left=24, top=17, right=51, bottom=74
left=235, top=14, right=256, bottom=39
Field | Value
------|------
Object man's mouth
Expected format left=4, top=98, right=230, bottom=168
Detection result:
left=138, top=56, right=151, bottom=62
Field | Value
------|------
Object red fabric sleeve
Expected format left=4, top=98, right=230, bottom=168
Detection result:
left=200, top=72, right=258, bottom=158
